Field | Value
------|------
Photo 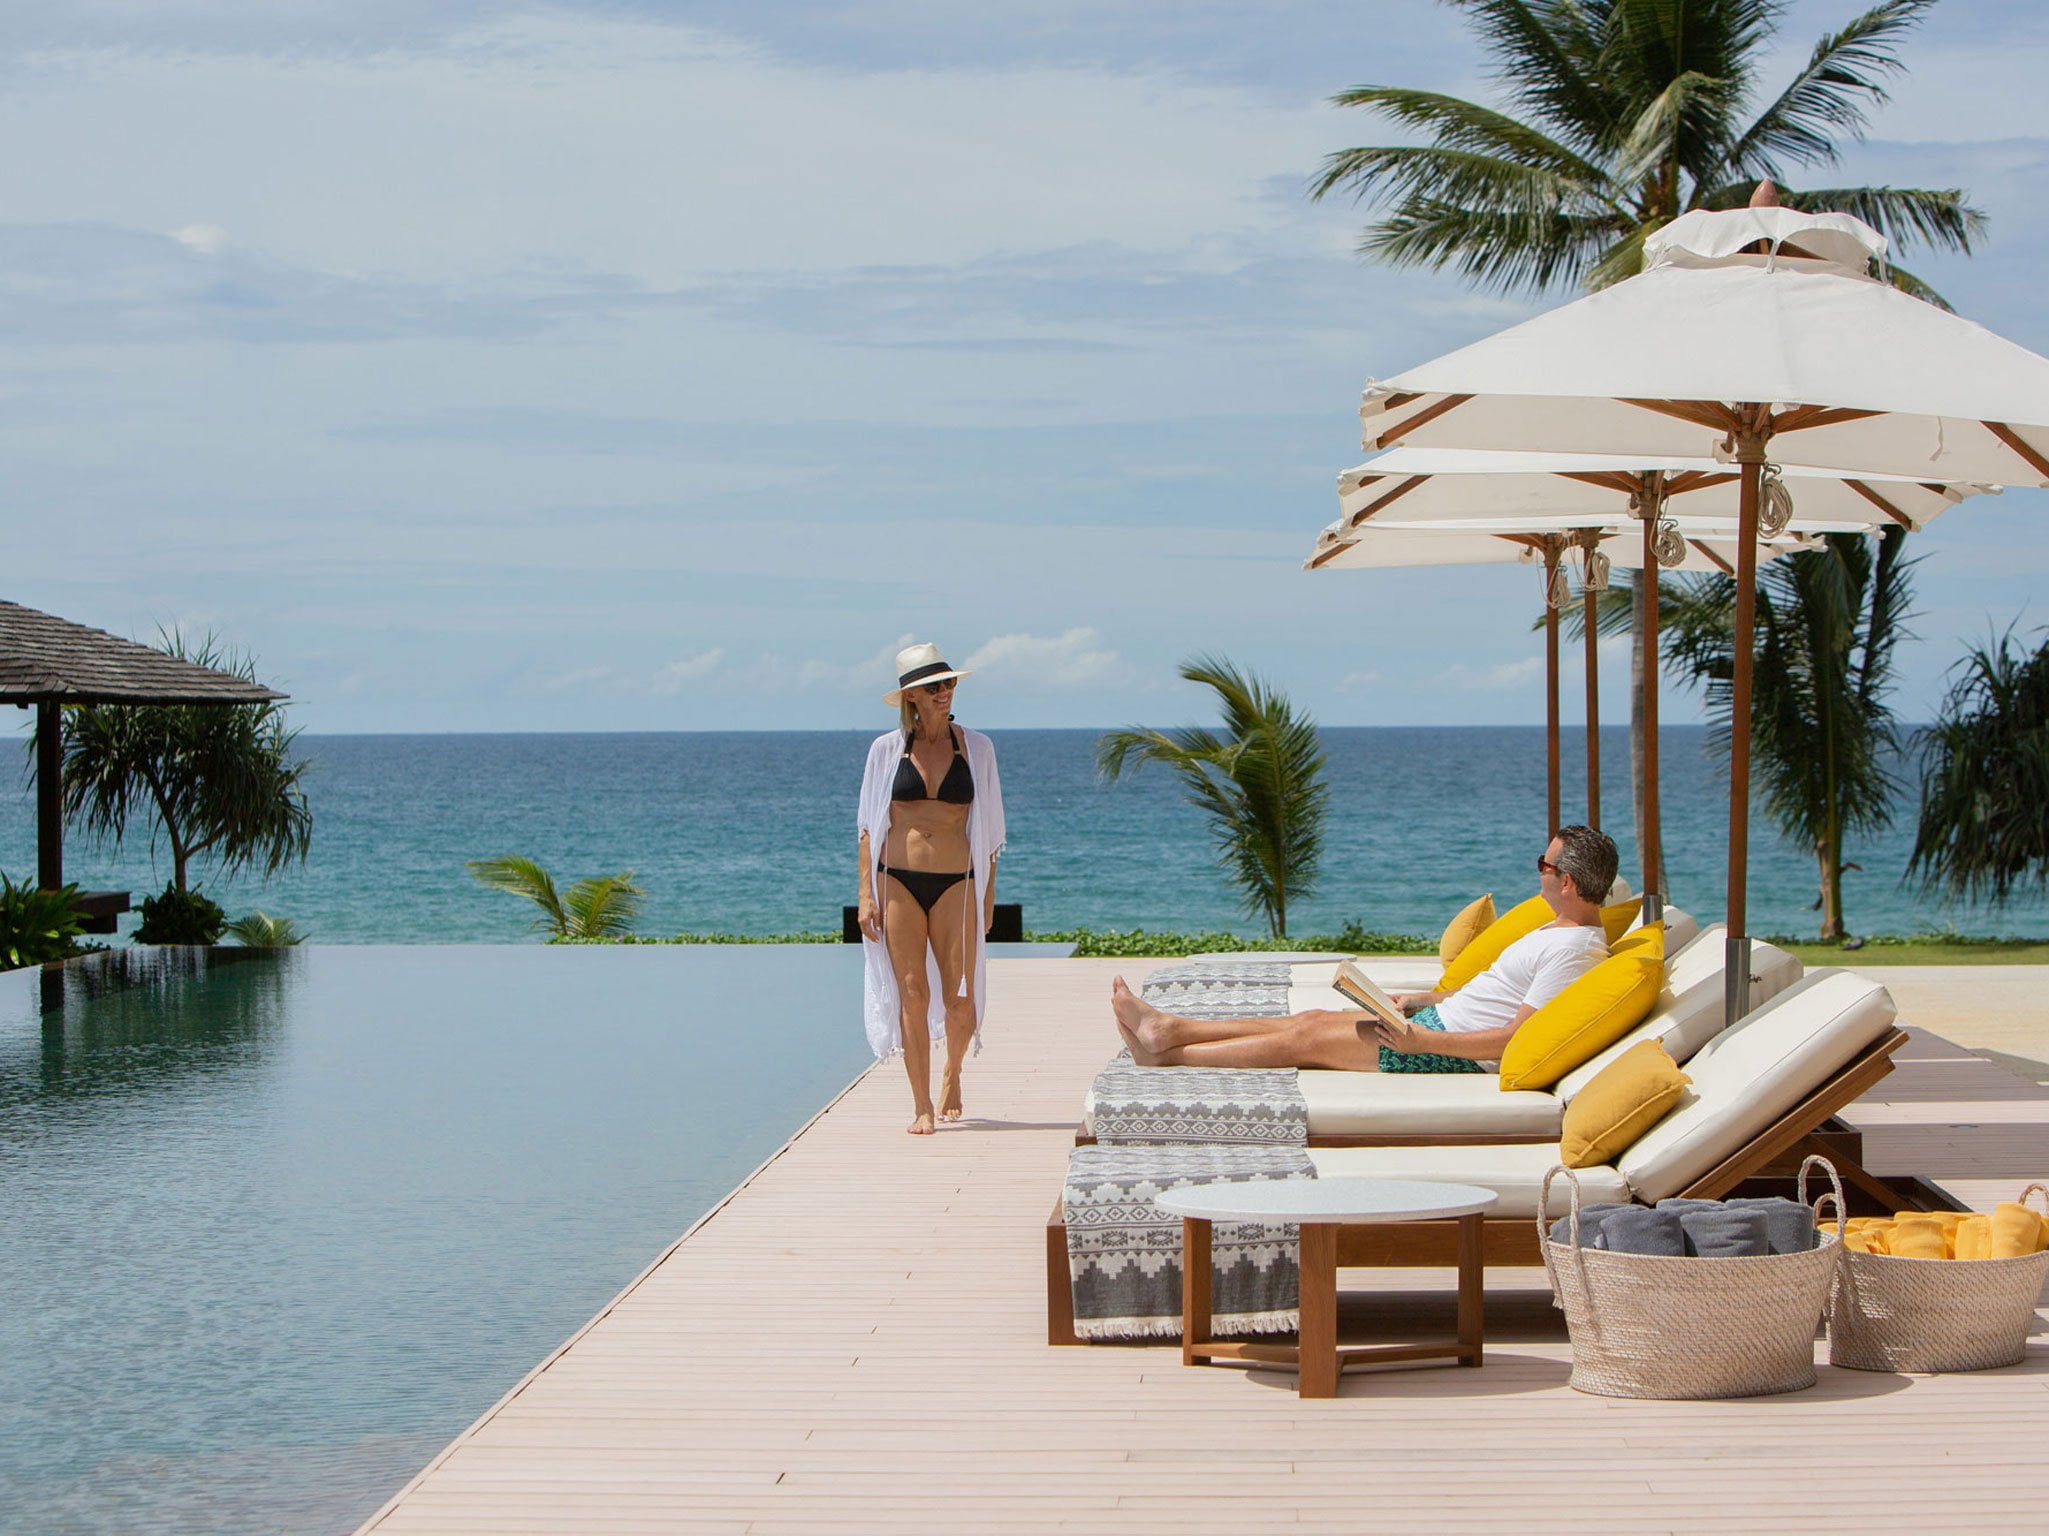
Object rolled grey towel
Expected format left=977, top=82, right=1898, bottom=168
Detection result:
left=1727, top=1195, right=1819, bottom=1253
left=1654, top=1197, right=1721, bottom=1215
left=1547, top=1202, right=1632, bottom=1248
left=1678, top=1205, right=1771, bottom=1257
left=1595, top=1206, right=1686, bottom=1256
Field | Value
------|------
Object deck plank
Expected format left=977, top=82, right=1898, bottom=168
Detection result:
left=360, top=958, right=2049, bottom=1534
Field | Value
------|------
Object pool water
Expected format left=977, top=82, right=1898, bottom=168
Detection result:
left=0, top=945, right=873, bottom=1535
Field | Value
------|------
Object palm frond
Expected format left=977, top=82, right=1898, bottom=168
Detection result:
left=226, top=911, right=304, bottom=945
left=1317, top=88, right=1610, bottom=184
left=564, top=873, right=644, bottom=938
left=1364, top=198, right=1628, bottom=294
left=1720, top=0, right=1936, bottom=176
left=1449, top=0, right=1619, bottom=144
left=467, top=854, right=568, bottom=932
left=1910, top=628, right=2049, bottom=904
left=1784, top=184, right=1986, bottom=257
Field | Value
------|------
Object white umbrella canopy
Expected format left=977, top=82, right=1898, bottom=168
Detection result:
left=1347, top=199, right=2049, bottom=1020
left=1358, top=207, right=2049, bottom=485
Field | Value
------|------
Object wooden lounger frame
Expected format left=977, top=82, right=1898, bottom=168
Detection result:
left=1047, top=1026, right=1920, bottom=1347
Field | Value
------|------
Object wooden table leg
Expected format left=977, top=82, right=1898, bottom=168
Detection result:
left=1456, top=1211, right=1484, bottom=1366
left=1182, top=1217, right=1212, bottom=1366
left=1297, top=1222, right=1338, bottom=1397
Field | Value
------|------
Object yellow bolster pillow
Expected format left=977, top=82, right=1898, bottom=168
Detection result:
left=1498, top=930, right=1666, bottom=1092
left=1990, top=1203, right=2048, bottom=1258
left=1437, top=893, right=1496, bottom=967
left=1435, top=894, right=1551, bottom=992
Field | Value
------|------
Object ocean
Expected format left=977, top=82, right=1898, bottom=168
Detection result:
left=1, top=726, right=2038, bottom=944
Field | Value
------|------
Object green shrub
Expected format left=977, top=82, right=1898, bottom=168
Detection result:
left=136, top=884, right=227, bottom=945
left=225, top=911, right=304, bottom=946
left=0, top=873, right=87, bottom=970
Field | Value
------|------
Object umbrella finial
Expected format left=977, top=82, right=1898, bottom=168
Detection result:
left=1749, top=178, right=1782, bottom=208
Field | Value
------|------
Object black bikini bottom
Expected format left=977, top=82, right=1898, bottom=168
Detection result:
left=881, top=865, right=971, bottom=915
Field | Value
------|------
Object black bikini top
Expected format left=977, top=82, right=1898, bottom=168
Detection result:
left=891, top=730, right=975, bottom=804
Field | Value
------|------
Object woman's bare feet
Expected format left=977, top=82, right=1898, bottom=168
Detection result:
left=908, top=1109, right=936, bottom=1135
left=938, top=1071, right=964, bottom=1121
left=1110, top=976, right=1171, bottom=1065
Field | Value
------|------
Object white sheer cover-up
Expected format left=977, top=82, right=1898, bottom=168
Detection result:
left=856, top=727, right=1006, bottom=1061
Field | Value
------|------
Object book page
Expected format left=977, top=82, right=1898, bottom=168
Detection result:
left=1332, top=960, right=1409, bottom=1030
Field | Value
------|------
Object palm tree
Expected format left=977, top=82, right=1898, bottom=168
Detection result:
left=225, top=911, right=305, bottom=946
left=1658, top=530, right=1913, bottom=937
left=1313, top=0, right=1983, bottom=897
left=1908, top=628, right=2049, bottom=905
left=1097, top=656, right=1328, bottom=937
left=60, top=632, right=312, bottom=898
left=467, top=856, right=644, bottom=938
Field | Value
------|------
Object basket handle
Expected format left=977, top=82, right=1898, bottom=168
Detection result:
left=2021, top=1183, right=2049, bottom=1217
left=1798, top=1154, right=1850, bottom=1239
left=1537, top=1164, right=1593, bottom=1311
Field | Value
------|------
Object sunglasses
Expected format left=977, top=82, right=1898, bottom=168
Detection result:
left=918, top=679, right=956, bottom=696
left=1536, top=856, right=1561, bottom=876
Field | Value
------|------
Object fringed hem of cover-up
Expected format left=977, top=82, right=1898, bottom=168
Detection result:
left=1072, top=1308, right=1303, bottom=1342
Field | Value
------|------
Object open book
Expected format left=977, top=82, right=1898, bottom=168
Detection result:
left=1332, top=960, right=1412, bottom=1031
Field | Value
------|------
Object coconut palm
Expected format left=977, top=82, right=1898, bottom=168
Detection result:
left=466, top=855, right=644, bottom=938
left=1656, top=529, right=1914, bottom=937
left=59, top=632, right=312, bottom=899
left=1097, top=656, right=1328, bottom=938
left=1908, top=628, right=2049, bottom=905
left=225, top=911, right=305, bottom=946
left=1314, top=0, right=1983, bottom=897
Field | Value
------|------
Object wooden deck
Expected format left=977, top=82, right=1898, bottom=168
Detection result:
left=359, top=958, right=2049, bottom=1535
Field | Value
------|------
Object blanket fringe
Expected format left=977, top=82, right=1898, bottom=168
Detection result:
left=1073, top=1308, right=1301, bottom=1342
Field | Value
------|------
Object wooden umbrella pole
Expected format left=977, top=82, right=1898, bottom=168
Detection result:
left=1545, top=544, right=1561, bottom=834
left=36, top=701, right=63, bottom=891
left=1583, top=574, right=1600, bottom=829
left=1726, top=432, right=1764, bottom=1026
left=1640, top=509, right=1663, bottom=922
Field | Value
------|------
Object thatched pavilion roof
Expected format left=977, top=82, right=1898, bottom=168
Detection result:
left=0, top=601, right=284, bottom=705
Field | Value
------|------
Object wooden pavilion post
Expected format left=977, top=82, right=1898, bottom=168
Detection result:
left=36, top=701, right=63, bottom=890
left=1579, top=534, right=1601, bottom=829
left=1544, top=541, right=1561, bottom=833
left=1726, top=421, right=1767, bottom=1025
left=1639, top=492, right=1663, bottom=923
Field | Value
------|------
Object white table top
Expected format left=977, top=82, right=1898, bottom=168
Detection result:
left=1154, top=1177, right=1499, bottom=1225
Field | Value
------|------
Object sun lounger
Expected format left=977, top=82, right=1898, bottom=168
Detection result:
left=1049, top=968, right=1919, bottom=1343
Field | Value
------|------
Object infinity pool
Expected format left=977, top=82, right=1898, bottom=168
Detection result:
left=0, top=945, right=872, bottom=1535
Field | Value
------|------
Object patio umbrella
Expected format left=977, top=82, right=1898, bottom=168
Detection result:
left=1312, top=449, right=1987, bottom=915
left=1345, top=199, right=2049, bottom=1020
left=1308, top=509, right=1817, bottom=882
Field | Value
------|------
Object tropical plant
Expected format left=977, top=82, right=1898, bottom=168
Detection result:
left=1096, top=656, right=1329, bottom=937
left=135, top=883, right=228, bottom=945
left=1657, top=529, right=1913, bottom=937
left=59, top=632, right=312, bottom=899
left=1908, top=628, right=2049, bottom=905
left=0, top=873, right=86, bottom=969
left=1311, top=0, right=1983, bottom=302
left=225, top=910, right=305, bottom=946
left=466, top=855, right=644, bottom=938
left=1318, top=0, right=1983, bottom=895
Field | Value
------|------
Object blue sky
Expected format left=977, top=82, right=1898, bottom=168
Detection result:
left=5, top=0, right=2046, bottom=733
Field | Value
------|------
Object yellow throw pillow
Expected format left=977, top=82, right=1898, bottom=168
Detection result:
left=1436, top=894, right=1551, bottom=992
left=1600, top=896, right=1644, bottom=945
left=1611, top=921, right=1665, bottom=958
left=1558, top=1040, right=1690, bottom=1169
left=1437, top=893, right=1496, bottom=967
left=1498, top=936, right=1665, bottom=1092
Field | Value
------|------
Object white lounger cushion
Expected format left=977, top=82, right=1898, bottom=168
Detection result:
left=1616, top=968, right=1896, bottom=1203
left=1307, top=1142, right=1630, bottom=1216
left=1298, top=1073, right=1560, bottom=1136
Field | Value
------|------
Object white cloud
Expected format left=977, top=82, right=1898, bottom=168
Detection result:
left=1433, top=654, right=1544, bottom=692
left=1337, top=668, right=1384, bottom=691
left=650, top=647, right=725, bottom=693
left=964, top=627, right=1120, bottom=689
left=171, top=223, right=229, bottom=254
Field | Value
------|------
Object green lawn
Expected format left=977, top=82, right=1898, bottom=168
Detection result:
left=1777, top=937, right=2049, bottom=966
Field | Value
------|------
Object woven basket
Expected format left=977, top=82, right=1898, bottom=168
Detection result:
left=1540, top=1159, right=1845, bottom=1400
left=1828, top=1183, right=2049, bottom=1373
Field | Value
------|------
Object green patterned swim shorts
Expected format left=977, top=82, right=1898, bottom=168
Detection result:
left=1378, top=1004, right=1485, bottom=1074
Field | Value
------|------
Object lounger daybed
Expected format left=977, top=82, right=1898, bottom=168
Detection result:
left=1049, top=968, right=1921, bottom=1345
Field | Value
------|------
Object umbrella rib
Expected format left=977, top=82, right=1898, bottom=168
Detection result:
left=1366, top=394, right=1472, bottom=449
left=1346, top=475, right=1430, bottom=526
left=1985, top=421, right=2049, bottom=481
left=1769, top=404, right=1881, bottom=435
left=1688, top=539, right=1735, bottom=575
left=1620, top=399, right=1744, bottom=434
left=1557, top=471, right=1641, bottom=493
left=1843, top=480, right=1918, bottom=529
left=1663, top=471, right=1735, bottom=497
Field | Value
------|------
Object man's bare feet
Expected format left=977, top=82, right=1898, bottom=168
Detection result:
left=1111, top=976, right=1171, bottom=1065
left=908, top=1109, right=936, bottom=1135
left=938, top=1071, right=963, bottom=1121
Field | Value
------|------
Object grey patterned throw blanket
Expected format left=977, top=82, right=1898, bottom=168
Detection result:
left=1139, top=960, right=1292, bottom=1020
left=1064, top=1143, right=1315, bottom=1340
left=1091, top=1062, right=1309, bottom=1146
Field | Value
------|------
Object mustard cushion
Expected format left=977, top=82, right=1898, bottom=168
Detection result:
left=1610, top=921, right=1664, bottom=958
left=1436, top=894, right=1551, bottom=992
left=1558, top=1040, right=1690, bottom=1169
left=1498, top=930, right=1666, bottom=1092
left=1437, top=893, right=1496, bottom=967
left=1600, top=896, right=1644, bottom=944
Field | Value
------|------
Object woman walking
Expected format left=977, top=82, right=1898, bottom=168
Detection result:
left=856, top=643, right=1006, bottom=1134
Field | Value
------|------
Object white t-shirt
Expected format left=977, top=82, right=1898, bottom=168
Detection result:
left=1435, top=923, right=1609, bottom=1037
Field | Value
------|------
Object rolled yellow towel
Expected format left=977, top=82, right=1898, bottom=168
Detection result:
left=1845, top=1228, right=1889, bottom=1254
left=1990, top=1203, right=2047, bottom=1258
left=1954, top=1214, right=1994, bottom=1262
left=1887, top=1217, right=1949, bottom=1260
left=1894, top=1209, right=1968, bottom=1242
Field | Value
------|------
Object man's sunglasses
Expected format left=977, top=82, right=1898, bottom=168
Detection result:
left=1536, top=856, right=1560, bottom=876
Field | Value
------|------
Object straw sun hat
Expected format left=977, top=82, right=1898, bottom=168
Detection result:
left=882, top=642, right=973, bottom=707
